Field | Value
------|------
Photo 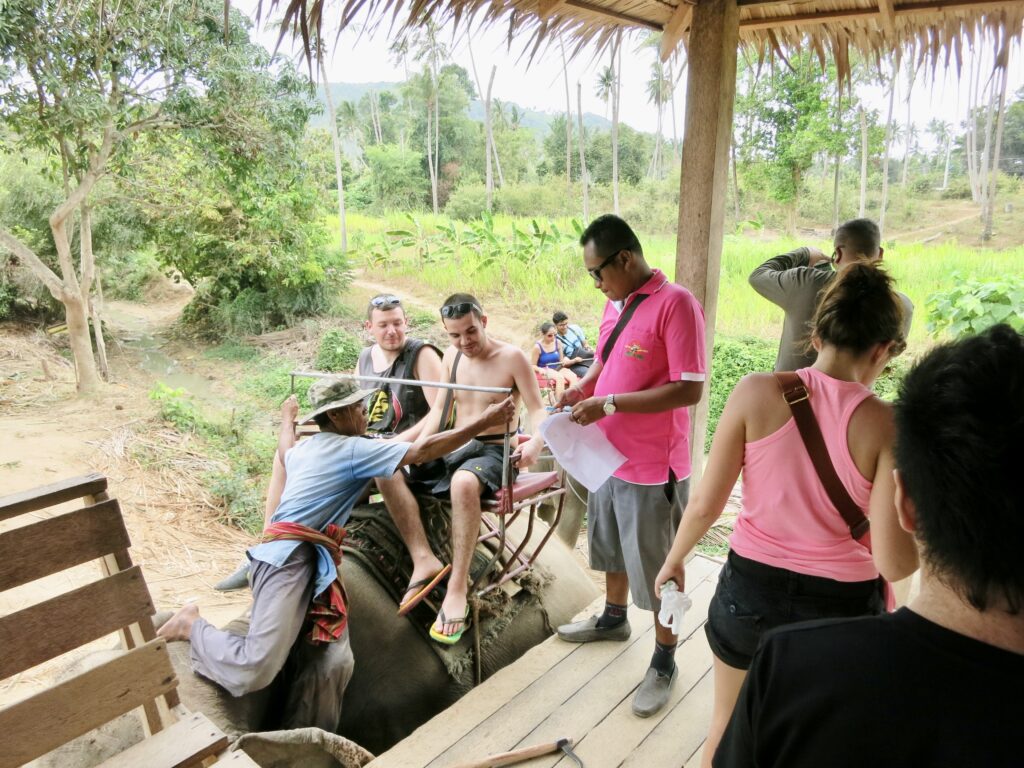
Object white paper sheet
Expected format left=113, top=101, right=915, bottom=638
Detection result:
left=538, top=411, right=626, bottom=492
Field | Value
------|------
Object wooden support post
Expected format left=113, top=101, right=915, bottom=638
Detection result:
left=675, top=0, right=739, bottom=486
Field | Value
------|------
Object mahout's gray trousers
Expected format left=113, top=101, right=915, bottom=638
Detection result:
left=189, top=543, right=355, bottom=732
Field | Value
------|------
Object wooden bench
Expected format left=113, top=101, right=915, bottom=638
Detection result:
left=0, top=473, right=259, bottom=768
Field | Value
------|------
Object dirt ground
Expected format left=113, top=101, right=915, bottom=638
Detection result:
left=0, top=282, right=255, bottom=707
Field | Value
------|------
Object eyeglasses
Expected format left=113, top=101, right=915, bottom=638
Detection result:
left=441, top=302, right=482, bottom=319
left=370, top=294, right=402, bottom=309
left=587, top=250, right=622, bottom=282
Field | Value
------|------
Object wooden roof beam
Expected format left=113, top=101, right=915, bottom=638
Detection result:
left=878, top=0, right=897, bottom=33
left=559, top=0, right=663, bottom=28
left=661, top=1, right=695, bottom=60
left=739, top=0, right=1015, bottom=31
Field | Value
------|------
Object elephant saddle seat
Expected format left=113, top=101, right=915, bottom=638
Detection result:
left=487, top=470, right=559, bottom=508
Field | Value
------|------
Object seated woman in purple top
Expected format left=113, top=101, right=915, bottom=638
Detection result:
left=529, top=321, right=578, bottom=404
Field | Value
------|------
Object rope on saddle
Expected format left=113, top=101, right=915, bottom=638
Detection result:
left=341, top=497, right=553, bottom=685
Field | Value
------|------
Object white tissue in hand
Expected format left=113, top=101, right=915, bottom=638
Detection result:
left=658, top=581, right=692, bottom=635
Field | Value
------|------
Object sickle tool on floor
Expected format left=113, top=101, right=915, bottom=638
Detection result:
left=450, top=736, right=584, bottom=768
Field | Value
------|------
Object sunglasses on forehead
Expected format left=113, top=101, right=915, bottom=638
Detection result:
left=440, top=302, right=482, bottom=319
left=370, top=294, right=402, bottom=309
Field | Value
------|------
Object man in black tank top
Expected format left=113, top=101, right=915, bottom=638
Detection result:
left=214, top=294, right=445, bottom=592
left=357, top=294, right=443, bottom=440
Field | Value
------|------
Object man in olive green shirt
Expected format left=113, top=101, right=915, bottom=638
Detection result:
left=749, top=218, right=913, bottom=372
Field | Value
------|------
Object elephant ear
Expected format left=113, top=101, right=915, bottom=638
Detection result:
left=232, top=727, right=374, bottom=768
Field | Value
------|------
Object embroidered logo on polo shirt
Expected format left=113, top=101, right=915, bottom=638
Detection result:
left=625, top=341, right=648, bottom=360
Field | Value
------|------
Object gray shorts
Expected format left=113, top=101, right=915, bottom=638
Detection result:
left=587, top=474, right=690, bottom=612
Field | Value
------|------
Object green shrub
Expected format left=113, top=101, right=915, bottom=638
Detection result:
left=940, top=177, right=972, bottom=200
left=149, top=382, right=204, bottom=432
left=102, top=248, right=163, bottom=301
left=445, top=183, right=489, bottom=221
left=874, top=355, right=911, bottom=402
left=316, top=328, right=364, bottom=372
left=207, top=469, right=264, bottom=532
left=926, top=274, right=1024, bottom=339
left=707, top=336, right=777, bottom=445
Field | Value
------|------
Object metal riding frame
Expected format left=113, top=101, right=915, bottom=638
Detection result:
left=289, top=371, right=567, bottom=598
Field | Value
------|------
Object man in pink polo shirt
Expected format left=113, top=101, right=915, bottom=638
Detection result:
left=556, top=214, right=706, bottom=717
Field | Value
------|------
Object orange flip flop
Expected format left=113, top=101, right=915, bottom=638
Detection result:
left=397, top=564, right=452, bottom=616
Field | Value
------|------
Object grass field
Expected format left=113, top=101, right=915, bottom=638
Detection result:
left=332, top=212, right=1024, bottom=351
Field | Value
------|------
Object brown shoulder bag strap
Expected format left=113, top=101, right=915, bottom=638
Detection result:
left=774, top=371, right=870, bottom=540
left=437, top=351, right=462, bottom=432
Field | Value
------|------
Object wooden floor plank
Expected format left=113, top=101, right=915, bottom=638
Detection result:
left=504, top=578, right=717, bottom=768
left=423, top=602, right=654, bottom=768
left=368, top=596, right=606, bottom=768
left=370, top=555, right=723, bottom=768
left=97, top=711, right=228, bottom=768
left=623, top=668, right=714, bottom=768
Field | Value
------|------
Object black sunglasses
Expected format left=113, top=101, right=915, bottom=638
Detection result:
left=587, top=250, right=623, bottom=282
left=440, top=302, right=482, bottom=319
left=370, top=294, right=401, bottom=309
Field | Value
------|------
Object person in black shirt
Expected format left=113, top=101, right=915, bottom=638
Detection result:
left=714, top=324, right=1024, bottom=768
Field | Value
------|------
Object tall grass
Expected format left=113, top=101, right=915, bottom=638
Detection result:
left=337, top=213, right=1024, bottom=350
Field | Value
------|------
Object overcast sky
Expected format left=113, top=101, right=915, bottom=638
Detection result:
left=239, top=2, right=1024, bottom=152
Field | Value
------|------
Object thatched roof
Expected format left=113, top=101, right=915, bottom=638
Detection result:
left=261, top=0, right=1024, bottom=71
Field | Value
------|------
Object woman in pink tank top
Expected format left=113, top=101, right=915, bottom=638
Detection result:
left=656, top=263, right=919, bottom=768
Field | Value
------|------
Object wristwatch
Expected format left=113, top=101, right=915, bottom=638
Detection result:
left=603, top=394, right=617, bottom=416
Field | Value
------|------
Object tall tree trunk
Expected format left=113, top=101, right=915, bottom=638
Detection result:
left=978, top=62, right=998, bottom=233
left=319, top=53, right=348, bottom=251
left=983, top=58, right=1010, bottom=241
left=484, top=68, right=496, bottom=211
left=561, top=42, right=572, bottom=193
left=577, top=81, right=589, bottom=222
left=858, top=105, right=868, bottom=217
left=7, top=123, right=119, bottom=394
left=966, top=49, right=983, bottom=202
left=731, top=138, right=741, bottom=221
left=79, top=205, right=107, bottom=382
left=901, top=65, right=916, bottom=187
left=669, top=61, right=680, bottom=167
left=468, top=42, right=497, bottom=211
left=942, top=134, right=952, bottom=189
left=425, top=102, right=439, bottom=214
left=879, top=58, right=899, bottom=238
left=649, top=103, right=663, bottom=179
left=832, top=87, right=843, bottom=233
left=431, top=49, right=441, bottom=215
left=612, top=34, right=621, bottom=215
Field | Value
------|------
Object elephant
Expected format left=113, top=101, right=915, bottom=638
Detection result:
left=36, top=492, right=598, bottom=767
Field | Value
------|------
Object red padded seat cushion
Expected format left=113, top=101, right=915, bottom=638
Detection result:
left=491, top=471, right=559, bottom=505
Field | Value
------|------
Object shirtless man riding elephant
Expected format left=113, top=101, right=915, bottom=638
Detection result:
left=386, top=293, right=551, bottom=645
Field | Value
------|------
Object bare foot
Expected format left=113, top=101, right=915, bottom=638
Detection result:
left=433, top=590, right=469, bottom=637
left=157, top=603, right=200, bottom=642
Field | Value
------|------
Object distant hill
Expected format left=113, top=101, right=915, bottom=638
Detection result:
left=310, top=81, right=614, bottom=134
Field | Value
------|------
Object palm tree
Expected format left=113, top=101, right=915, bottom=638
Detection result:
left=879, top=56, right=899, bottom=237
left=317, top=41, right=347, bottom=251
left=596, top=65, right=615, bottom=118
left=900, top=62, right=918, bottom=187
left=646, top=59, right=672, bottom=179
left=595, top=38, right=621, bottom=213
left=927, top=118, right=953, bottom=189
left=411, top=21, right=448, bottom=214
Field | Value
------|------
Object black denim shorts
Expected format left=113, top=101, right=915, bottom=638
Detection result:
left=705, top=550, right=884, bottom=670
